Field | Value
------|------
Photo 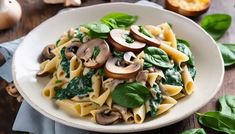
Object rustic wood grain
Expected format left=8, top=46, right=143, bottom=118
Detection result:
left=0, top=0, right=234, bottom=134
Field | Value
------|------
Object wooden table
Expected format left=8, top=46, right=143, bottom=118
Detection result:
left=0, top=0, right=234, bottom=134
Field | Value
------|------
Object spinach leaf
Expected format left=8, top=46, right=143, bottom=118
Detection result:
left=113, top=51, right=124, bottom=59
left=75, top=28, right=85, bottom=43
left=101, top=12, right=138, bottom=29
left=144, top=47, right=173, bottom=68
left=181, top=128, right=206, bottom=134
left=139, top=25, right=154, bottom=38
left=112, top=82, right=150, bottom=108
left=188, top=65, right=196, bottom=80
left=197, top=111, right=235, bottom=134
left=177, top=39, right=194, bottom=66
left=149, top=84, right=163, bottom=117
left=164, top=66, right=183, bottom=86
left=143, top=61, right=153, bottom=69
left=60, top=47, right=70, bottom=78
left=218, top=43, right=235, bottom=67
left=219, top=95, right=235, bottom=117
left=56, top=39, right=61, bottom=47
left=97, top=68, right=105, bottom=76
left=125, top=34, right=134, bottom=43
left=201, top=14, right=232, bottom=40
left=92, top=46, right=100, bottom=59
left=83, top=22, right=110, bottom=39
left=55, top=70, right=95, bottom=100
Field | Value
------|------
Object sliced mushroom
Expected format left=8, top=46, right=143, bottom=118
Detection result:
left=65, top=41, right=81, bottom=60
left=113, top=104, right=134, bottom=123
left=76, top=39, right=110, bottom=69
left=107, top=29, right=146, bottom=53
left=124, top=51, right=136, bottom=64
left=105, top=57, right=141, bottom=79
left=130, top=25, right=161, bottom=47
left=95, top=107, right=122, bottom=125
left=38, top=44, right=55, bottom=63
left=136, top=70, right=149, bottom=84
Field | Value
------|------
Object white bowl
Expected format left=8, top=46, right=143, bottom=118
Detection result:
left=12, top=3, right=224, bottom=133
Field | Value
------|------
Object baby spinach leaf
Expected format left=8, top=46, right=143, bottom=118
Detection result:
left=143, top=61, right=153, bottom=69
left=55, top=70, right=95, bottom=100
left=101, top=12, right=138, bottom=29
left=177, top=39, right=194, bottom=66
left=144, top=47, right=173, bottom=68
left=113, top=51, right=124, bottom=59
left=125, top=34, right=135, bottom=43
left=112, top=82, right=150, bottom=108
left=164, top=66, right=183, bottom=86
left=218, top=43, right=235, bottom=67
left=188, top=65, right=197, bottom=80
left=181, top=128, right=206, bottom=134
left=219, top=95, right=235, bottom=117
left=97, top=68, right=105, bottom=76
left=149, top=84, right=163, bottom=117
left=74, top=28, right=85, bottom=43
left=92, top=46, right=100, bottom=59
left=197, top=111, right=235, bottom=134
left=60, top=47, right=70, bottom=78
left=83, top=22, right=110, bottom=39
left=201, top=14, right=232, bottom=40
left=139, top=25, right=154, bottom=38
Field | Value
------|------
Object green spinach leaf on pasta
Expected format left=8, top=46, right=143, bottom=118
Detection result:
left=101, top=12, right=138, bottom=29
left=164, top=66, right=183, bottom=86
left=60, top=47, right=70, bottom=78
left=55, top=70, right=95, bottom=100
left=112, top=82, right=150, bottom=108
left=144, top=47, right=173, bottom=68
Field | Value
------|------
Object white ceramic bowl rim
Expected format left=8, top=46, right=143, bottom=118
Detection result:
left=12, top=2, right=224, bottom=133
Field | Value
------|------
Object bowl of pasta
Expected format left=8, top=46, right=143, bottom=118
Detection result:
left=12, top=3, right=224, bottom=133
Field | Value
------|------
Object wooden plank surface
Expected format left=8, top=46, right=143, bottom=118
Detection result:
left=0, top=0, right=234, bottom=134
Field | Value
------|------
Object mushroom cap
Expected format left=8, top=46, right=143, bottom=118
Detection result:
left=65, top=41, right=81, bottom=60
left=95, top=107, right=122, bottom=125
left=123, top=51, right=136, bottom=64
left=38, top=44, right=55, bottom=63
left=105, top=57, right=141, bottom=79
left=130, top=25, right=161, bottom=47
left=76, top=39, right=110, bottom=69
left=108, top=29, right=146, bottom=53
left=165, top=0, right=211, bottom=17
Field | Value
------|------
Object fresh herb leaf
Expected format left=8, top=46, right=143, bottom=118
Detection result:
left=177, top=39, right=194, bottom=66
left=101, top=12, right=138, bottom=29
left=97, top=68, right=105, bottom=76
left=188, top=65, right=197, bottom=80
left=144, top=47, right=173, bottom=68
left=60, top=47, right=70, bottom=78
left=113, top=51, right=124, bottom=59
left=143, top=61, right=153, bottom=69
left=112, top=82, right=150, bottom=108
left=218, top=43, right=235, bottom=67
left=167, top=22, right=173, bottom=28
left=92, top=46, right=100, bottom=59
left=55, top=70, right=95, bottom=99
left=55, top=80, right=62, bottom=84
left=219, top=95, right=235, bottom=117
left=197, top=111, right=235, bottom=134
left=149, top=84, right=163, bottom=117
left=201, top=14, right=232, bottom=40
left=84, top=22, right=110, bottom=39
left=75, top=29, right=85, bottom=43
left=125, top=34, right=134, bottom=43
left=181, top=128, right=206, bottom=134
left=164, top=66, right=183, bottom=86
left=139, top=25, right=154, bottom=38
